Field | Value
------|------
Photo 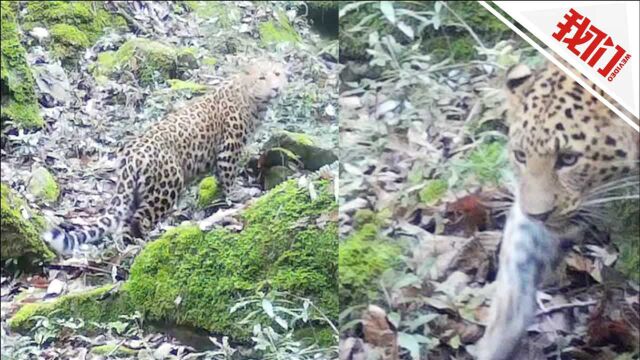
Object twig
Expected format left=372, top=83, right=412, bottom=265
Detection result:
left=536, top=300, right=597, bottom=316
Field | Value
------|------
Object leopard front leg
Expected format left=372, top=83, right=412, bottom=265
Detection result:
left=215, top=139, right=245, bottom=202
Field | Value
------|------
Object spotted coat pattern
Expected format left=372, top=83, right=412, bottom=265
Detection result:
left=44, top=61, right=288, bottom=255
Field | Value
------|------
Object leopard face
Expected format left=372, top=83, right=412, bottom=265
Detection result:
left=238, top=60, right=288, bottom=103
left=505, top=62, right=639, bottom=233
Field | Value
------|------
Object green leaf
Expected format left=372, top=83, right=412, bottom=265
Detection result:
left=398, top=332, right=421, bottom=359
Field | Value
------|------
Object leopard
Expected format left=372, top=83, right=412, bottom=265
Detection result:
left=477, top=60, right=639, bottom=360
left=43, top=58, right=288, bottom=256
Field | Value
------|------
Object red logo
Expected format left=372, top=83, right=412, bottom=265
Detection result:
left=552, top=8, right=631, bottom=82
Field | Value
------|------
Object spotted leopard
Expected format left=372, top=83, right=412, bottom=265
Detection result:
left=477, top=61, right=639, bottom=360
left=44, top=59, right=288, bottom=255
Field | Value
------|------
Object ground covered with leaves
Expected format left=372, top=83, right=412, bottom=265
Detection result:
left=1, top=1, right=339, bottom=359
left=338, top=2, right=639, bottom=360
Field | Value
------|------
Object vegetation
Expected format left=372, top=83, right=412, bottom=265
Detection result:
left=0, top=184, right=54, bottom=270
left=0, top=2, right=43, bottom=130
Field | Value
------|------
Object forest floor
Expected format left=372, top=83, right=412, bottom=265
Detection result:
left=1, top=2, right=338, bottom=359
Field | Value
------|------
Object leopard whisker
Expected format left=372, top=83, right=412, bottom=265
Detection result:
left=585, top=175, right=640, bottom=194
left=582, top=195, right=640, bottom=207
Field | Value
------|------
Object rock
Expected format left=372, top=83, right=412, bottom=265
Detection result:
left=176, top=48, right=199, bottom=78
left=0, top=183, right=55, bottom=270
left=32, top=62, right=72, bottom=107
left=29, top=27, right=50, bottom=43
left=27, top=166, right=60, bottom=203
left=8, top=284, right=132, bottom=332
left=196, top=176, right=219, bottom=208
left=0, top=2, right=43, bottom=130
left=9, top=179, right=338, bottom=343
left=91, top=38, right=179, bottom=86
left=264, top=165, right=294, bottom=190
left=263, top=131, right=337, bottom=171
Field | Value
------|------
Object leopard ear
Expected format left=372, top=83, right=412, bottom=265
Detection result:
left=506, top=63, right=533, bottom=91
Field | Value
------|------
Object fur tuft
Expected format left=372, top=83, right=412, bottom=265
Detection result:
left=477, top=201, right=559, bottom=360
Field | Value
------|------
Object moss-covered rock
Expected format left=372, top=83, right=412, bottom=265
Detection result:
left=91, top=38, right=178, bottom=86
left=263, top=131, right=337, bottom=171
left=0, top=1, right=43, bottom=130
left=10, top=179, right=338, bottom=343
left=264, top=165, right=295, bottom=190
left=259, top=10, right=301, bottom=44
left=22, top=1, right=126, bottom=43
left=0, top=184, right=54, bottom=270
left=196, top=176, right=219, bottom=208
left=49, top=23, right=90, bottom=64
left=125, top=179, right=337, bottom=340
left=27, top=166, right=60, bottom=203
left=339, top=224, right=401, bottom=306
left=9, top=284, right=133, bottom=332
left=21, top=1, right=126, bottom=66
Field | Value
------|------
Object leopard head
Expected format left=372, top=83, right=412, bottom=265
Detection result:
left=504, top=62, right=639, bottom=233
left=238, top=58, right=288, bottom=103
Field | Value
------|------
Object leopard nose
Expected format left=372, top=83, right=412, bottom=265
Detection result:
left=527, top=209, right=554, bottom=222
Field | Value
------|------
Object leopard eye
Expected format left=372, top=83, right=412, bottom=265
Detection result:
left=556, top=152, right=579, bottom=168
left=258, top=76, right=266, bottom=80
left=274, top=72, right=280, bottom=76
left=513, top=150, right=526, bottom=164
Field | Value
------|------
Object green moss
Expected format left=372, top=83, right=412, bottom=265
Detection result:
left=264, top=165, right=294, bottom=190
left=50, top=24, right=90, bottom=62
left=196, top=176, right=219, bottom=208
left=0, top=2, right=43, bottom=129
left=610, top=200, right=640, bottom=282
left=92, top=38, right=177, bottom=86
left=339, top=224, right=401, bottom=306
left=23, top=1, right=126, bottom=43
left=259, top=10, right=301, bottom=44
left=202, top=56, right=218, bottom=66
left=168, top=79, right=207, bottom=93
left=419, top=179, right=448, bottom=205
left=467, top=141, right=508, bottom=185
left=9, top=180, right=337, bottom=342
left=294, top=326, right=336, bottom=347
left=123, top=179, right=337, bottom=341
left=28, top=167, right=60, bottom=203
left=1, top=184, right=54, bottom=270
left=185, top=1, right=240, bottom=28
left=9, top=285, right=133, bottom=332
left=447, top=141, right=507, bottom=187
left=353, top=209, right=376, bottom=230
left=91, top=344, right=137, bottom=357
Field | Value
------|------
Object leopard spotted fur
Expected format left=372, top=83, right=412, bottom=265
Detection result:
left=44, top=59, right=288, bottom=255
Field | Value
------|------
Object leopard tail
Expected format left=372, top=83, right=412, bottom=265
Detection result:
left=42, top=158, right=142, bottom=255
